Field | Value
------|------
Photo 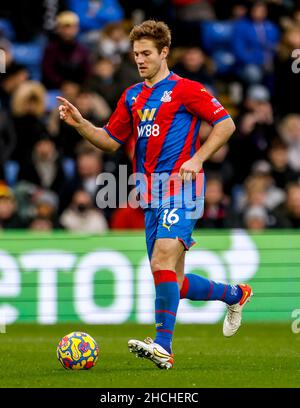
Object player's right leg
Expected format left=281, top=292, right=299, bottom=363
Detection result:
left=128, top=237, right=184, bottom=369
left=128, top=337, right=174, bottom=370
left=175, top=251, right=185, bottom=290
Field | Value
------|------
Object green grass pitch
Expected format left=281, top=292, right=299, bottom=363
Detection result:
left=0, top=323, right=299, bottom=388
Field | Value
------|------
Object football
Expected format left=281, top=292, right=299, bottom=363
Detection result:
left=57, top=331, right=99, bottom=370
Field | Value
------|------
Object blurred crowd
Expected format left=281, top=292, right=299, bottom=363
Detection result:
left=0, top=0, right=300, bottom=232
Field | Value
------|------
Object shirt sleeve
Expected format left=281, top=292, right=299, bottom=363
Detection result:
left=103, top=90, right=132, bottom=144
left=183, top=79, right=230, bottom=126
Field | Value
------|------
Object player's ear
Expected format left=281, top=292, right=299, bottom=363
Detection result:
left=161, top=46, right=169, bottom=59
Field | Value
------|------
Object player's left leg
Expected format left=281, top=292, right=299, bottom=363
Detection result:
left=175, top=252, right=252, bottom=341
left=179, top=273, right=246, bottom=305
left=177, top=252, right=253, bottom=337
left=180, top=273, right=253, bottom=335
left=172, top=213, right=252, bottom=336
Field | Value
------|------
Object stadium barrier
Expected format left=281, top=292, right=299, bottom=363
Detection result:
left=0, top=230, right=299, bottom=324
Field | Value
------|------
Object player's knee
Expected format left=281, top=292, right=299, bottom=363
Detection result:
left=150, top=255, right=164, bottom=272
left=150, top=240, right=180, bottom=272
left=150, top=253, right=175, bottom=272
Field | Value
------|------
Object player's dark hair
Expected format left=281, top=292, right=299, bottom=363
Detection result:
left=129, top=20, right=171, bottom=53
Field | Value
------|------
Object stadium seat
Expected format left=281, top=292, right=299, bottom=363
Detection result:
left=46, top=89, right=60, bottom=112
left=0, top=18, right=15, bottom=41
left=62, top=158, right=76, bottom=180
left=201, top=21, right=235, bottom=74
left=4, top=160, right=20, bottom=187
left=231, top=184, right=244, bottom=211
left=212, top=50, right=236, bottom=75
left=11, top=37, right=46, bottom=80
left=201, top=20, right=234, bottom=52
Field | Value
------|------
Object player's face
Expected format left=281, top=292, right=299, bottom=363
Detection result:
left=133, top=39, right=167, bottom=80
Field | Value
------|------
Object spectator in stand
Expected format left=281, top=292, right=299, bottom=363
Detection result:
left=10, top=81, right=50, bottom=165
left=280, top=6, right=300, bottom=31
left=237, top=175, right=267, bottom=211
left=239, top=161, right=285, bottom=211
left=0, top=182, right=24, bottom=229
left=0, top=45, right=29, bottom=110
left=72, top=139, right=132, bottom=219
left=17, top=137, right=67, bottom=200
left=60, top=146, right=104, bottom=210
left=60, top=189, right=108, bottom=232
left=268, top=138, right=300, bottom=189
left=31, top=189, right=61, bottom=228
left=42, top=11, right=91, bottom=89
left=196, top=176, right=231, bottom=229
left=231, top=1, right=248, bottom=20
left=233, top=1, right=279, bottom=86
left=291, top=7, right=300, bottom=26
left=273, top=182, right=300, bottom=228
left=173, top=47, right=215, bottom=87
left=229, top=84, right=277, bottom=184
left=243, top=205, right=268, bottom=231
left=97, top=22, right=130, bottom=64
left=11, top=181, right=36, bottom=224
left=253, top=160, right=285, bottom=206
left=278, top=114, right=300, bottom=172
left=76, top=88, right=111, bottom=125
left=59, top=81, right=81, bottom=104
left=203, top=144, right=234, bottom=195
left=76, top=148, right=102, bottom=196
left=87, top=56, right=122, bottom=109
left=274, top=25, right=300, bottom=116
left=48, top=80, right=80, bottom=157
left=234, top=172, right=277, bottom=228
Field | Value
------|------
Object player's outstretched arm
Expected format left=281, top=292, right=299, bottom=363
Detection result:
left=179, top=117, right=236, bottom=181
left=57, top=96, right=120, bottom=153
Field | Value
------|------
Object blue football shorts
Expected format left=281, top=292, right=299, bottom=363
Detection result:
left=144, top=199, right=205, bottom=260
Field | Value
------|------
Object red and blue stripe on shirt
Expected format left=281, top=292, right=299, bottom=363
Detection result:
left=104, top=72, right=230, bottom=206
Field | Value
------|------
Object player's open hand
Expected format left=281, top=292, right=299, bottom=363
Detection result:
left=179, top=157, right=203, bottom=181
left=57, top=96, right=84, bottom=128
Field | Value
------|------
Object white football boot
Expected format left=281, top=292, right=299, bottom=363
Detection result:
left=223, top=284, right=253, bottom=337
left=128, top=337, right=174, bottom=369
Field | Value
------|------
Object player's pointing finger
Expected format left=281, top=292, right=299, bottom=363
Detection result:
left=56, top=96, right=74, bottom=109
left=56, top=96, right=68, bottom=104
